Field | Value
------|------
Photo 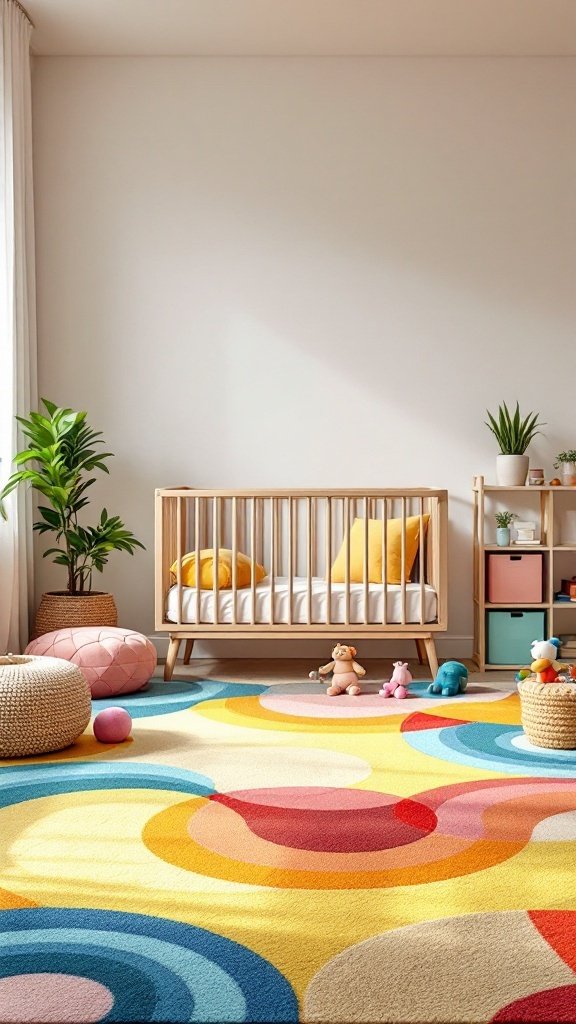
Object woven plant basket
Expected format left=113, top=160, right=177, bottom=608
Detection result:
left=518, top=678, right=576, bottom=749
left=0, top=654, right=91, bottom=757
left=32, top=591, right=117, bottom=640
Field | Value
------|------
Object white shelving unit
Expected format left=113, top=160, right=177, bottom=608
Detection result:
left=473, top=475, right=576, bottom=670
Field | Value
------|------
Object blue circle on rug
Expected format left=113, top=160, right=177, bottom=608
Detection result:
left=0, top=761, right=214, bottom=810
left=92, top=680, right=268, bottom=718
left=403, top=721, right=576, bottom=777
left=0, top=908, right=298, bottom=1023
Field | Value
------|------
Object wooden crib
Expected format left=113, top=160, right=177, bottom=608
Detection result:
left=155, top=487, right=448, bottom=680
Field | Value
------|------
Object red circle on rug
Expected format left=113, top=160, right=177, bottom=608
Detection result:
left=211, top=787, right=437, bottom=853
left=493, top=984, right=576, bottom=1022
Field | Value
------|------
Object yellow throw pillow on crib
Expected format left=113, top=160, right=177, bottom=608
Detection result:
left=170, top=549, right=267, bottom=589
left=331, top=516, right=429, bottom=585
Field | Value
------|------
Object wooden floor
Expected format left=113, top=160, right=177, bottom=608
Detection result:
left=161, top=658, right=516, bottom=691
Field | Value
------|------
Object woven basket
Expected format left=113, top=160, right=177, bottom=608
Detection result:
left=518, top=678, right=576, bottom=749
left=32, top=591, right=117, bottom=640
left=0, top=654, right=91, bottom=757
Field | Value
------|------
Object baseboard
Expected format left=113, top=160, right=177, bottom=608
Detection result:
left=148, top=634, right=473, bottom=661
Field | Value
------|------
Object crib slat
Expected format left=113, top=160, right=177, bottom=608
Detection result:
left=345, top=496, right=350, bottom=626
left=382, top=498, right=388, bottom=625
left=176, top=497, right=183, bottom=625
left=232, top=496, right=238, bottom=625
left=213, top=497, right=220, bottom=625
left=419, top=496, right=425, bottom=625
left=307, top=496, right=312, bottom=625
left=326, top=497, right=332, bottom=625
left=363, top=497, right=369, bottom=625
left=288, top=497, right=294, bottom=625
left=194, top=497, right=201, bottom=625
left=274, top=498, right=281, bottom=577
left=251, top=496, right=256, bottom=626
left=270, top=497, right=276, bottom=625
left=401, top=496, right=407, bottom=626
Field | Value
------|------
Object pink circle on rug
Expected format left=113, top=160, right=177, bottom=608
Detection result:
left=26, top=627, right=157, bottom=698
left=0, top=973, right=114, bottom=1023
left=259, top=693, right=406, bottom=718
left=259, top=689, right=512, bottom=719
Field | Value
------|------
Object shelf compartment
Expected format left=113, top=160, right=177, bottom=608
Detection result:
left=487, top=552, right=543, bottom=604
left=486, top=609, right=546, bottom=666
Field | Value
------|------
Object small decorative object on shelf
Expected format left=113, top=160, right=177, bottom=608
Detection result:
left=485, top=401, right=545, bottom=486
left=528, top=468, right=545, bottom=486
left=554, top=451, right=576, bottom=486
left=494, top=510, right=516, bottom=547
left=514, top=520, right=537, bottom=544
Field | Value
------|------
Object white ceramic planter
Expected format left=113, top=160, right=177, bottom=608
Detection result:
left=496, top=454, right=529, bottom=487
left=560, top=461, right=576, bottom=486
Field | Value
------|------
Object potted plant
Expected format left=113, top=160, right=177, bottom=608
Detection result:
left=494, top=511, right=517, bottom=547
left=0, top=399, right=144, bottom=638
left=485, top=401, right=544, bottom=486
left=554, top=451, right=576, bottom=486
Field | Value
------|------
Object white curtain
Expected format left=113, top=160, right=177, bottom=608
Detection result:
left=0, top=0, right=37, bottom=653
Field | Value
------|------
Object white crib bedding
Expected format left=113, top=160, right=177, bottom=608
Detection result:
left=166, top=577, right=438, bottom=625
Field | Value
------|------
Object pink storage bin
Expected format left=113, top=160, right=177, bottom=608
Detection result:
left=487, top=553, right=543, bottom=604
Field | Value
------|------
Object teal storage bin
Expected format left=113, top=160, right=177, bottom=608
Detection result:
left=486, top=610, right=546, bottom=665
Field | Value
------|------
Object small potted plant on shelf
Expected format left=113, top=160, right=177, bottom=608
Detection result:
left=554, top=451, right=576, bottom=486
left=0, top=399, right=144, bottom=639
left=485, top=400, right=544, bottom=486
left=494, top=511, right=516, bottom=547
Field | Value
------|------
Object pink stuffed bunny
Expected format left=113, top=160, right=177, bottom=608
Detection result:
left=379, top=661, right=412, bottom=699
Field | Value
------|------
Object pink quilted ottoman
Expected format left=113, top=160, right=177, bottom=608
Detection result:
left=26, top=627, right=158, bottom=698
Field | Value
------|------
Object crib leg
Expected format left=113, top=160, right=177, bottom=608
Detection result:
left=183, top=639, right=194, bottom=665
left=415, top=639, right=426, bottom=665
left=164, top=637, right=181, bottom=681
left=423, top=636, right=439, bottom=680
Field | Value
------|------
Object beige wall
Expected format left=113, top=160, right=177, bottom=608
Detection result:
left=31, top=56, right=576, bottom=658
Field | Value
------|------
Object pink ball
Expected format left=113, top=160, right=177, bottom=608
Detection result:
left=93, top=707, right=132, bottom=743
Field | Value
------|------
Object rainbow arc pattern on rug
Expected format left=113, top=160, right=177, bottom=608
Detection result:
left=2, top=677, right=576, bottom=1022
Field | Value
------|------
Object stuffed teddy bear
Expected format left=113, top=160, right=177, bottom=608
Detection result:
left=530, top=638, right=563, bottom=683
left=309, top=643, right=366, bottom=696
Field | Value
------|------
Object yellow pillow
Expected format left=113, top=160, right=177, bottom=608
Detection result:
left=331, top=516, right=429, bottom=585
left=170, top=549, right=266, bottom=590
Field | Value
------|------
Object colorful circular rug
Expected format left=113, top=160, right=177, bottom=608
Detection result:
left=2, top=676, right=576, bottom=1021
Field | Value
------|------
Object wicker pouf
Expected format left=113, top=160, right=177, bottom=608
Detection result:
left=0, top=655, right=91, bottom=758
left=32, top=592, right=117, bottom=640
left=518, top=678, right=576, bottom=749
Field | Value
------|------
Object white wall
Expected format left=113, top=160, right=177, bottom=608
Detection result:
left=31, top=57, right=576, bottom=659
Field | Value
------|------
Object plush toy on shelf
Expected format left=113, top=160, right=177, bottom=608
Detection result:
left=379, top=661, right=412, bottom=699
left=427, top=661, right=468, bottom=697
left=309, top=643, right=366, bottom=696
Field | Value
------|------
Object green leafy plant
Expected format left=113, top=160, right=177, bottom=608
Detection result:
left=485, top=401, right=544, bottom=455
left=554, top=451, right=576, bottom=468
left=494, top=511, right=517, bottom=528
left=0, top=399, right=144, bottom=594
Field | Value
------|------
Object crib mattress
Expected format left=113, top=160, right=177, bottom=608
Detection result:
left=166, top=577, right=438, bottom=625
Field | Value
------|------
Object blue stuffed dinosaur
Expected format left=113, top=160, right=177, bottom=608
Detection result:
left=427, top=661, right=468, bottom=697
